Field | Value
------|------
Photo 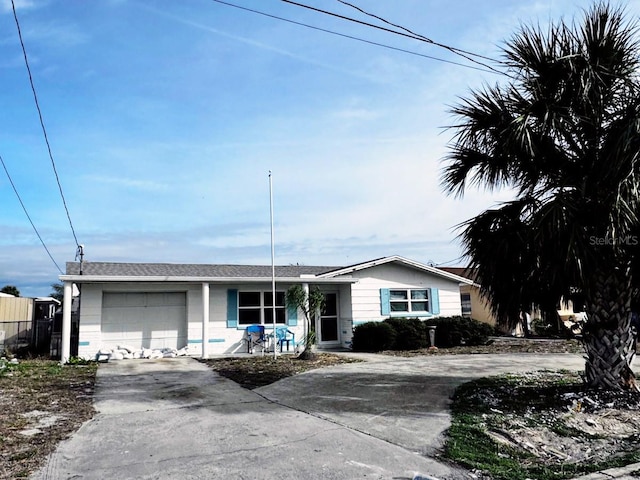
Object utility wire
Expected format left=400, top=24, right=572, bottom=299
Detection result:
left=11, top=0, right=80, bottom=249
left=1, top=154, right=64, bottom=274
left=435, top=255, right=467, bottom=267
left=281, top=0, right=506, bottom=76
left=211, top=0, right=497, bottom=73
left=336, top=0, right=506, bottom=66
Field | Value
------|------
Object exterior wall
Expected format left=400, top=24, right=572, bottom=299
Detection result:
left=77, top=281, right=310, bottom=358
left=464, top=285, right=496, bottom=326
left=204, top=282, right=307, bottom=355
left=345, top=263, right=464, bottom=326
left=74, top=263, right=465, bottom=358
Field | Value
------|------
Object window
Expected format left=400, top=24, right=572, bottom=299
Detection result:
left=389, top=289, right=429, bottom=313
left=238, top=291, right=285, bottom=325
left=461, top=293, right=472, bottom=317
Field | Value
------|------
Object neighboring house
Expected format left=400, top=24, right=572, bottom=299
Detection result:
left=58, top=255, right=473, bottom=361
left=438, top=267, right=496, bottom=326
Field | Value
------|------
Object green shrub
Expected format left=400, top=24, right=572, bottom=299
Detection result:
left=425, top=316, right=494, bottom=347
left=352, top=321, right=396, bottom=352
left=383, top=317, right=428, bottom=350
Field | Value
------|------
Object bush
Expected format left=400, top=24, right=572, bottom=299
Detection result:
left=383, top=317, right=428, bottom=350
left=425, top=316, right=494, bottom=347
left=352, top=321, right=396, bottom=352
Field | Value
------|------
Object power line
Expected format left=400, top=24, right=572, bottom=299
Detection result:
left=336, top=0, right=506, bottom=67
left=281, top=0, right=506, bottom=76
left=210, top=0, right=500, bottom=74
left=11, top=0, right=80, bottom=249
left=1, top=154, right=64, bottom=274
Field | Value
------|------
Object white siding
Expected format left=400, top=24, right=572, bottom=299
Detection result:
left=78, top=281, right=310, bottom=358
left=345, top=263, right=463, bottom=325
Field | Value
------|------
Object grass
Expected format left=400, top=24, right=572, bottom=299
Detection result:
left=0, top=358, right=96, bottom=479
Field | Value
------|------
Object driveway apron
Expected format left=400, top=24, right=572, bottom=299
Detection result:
left=31, top=357, right=479, bottom=480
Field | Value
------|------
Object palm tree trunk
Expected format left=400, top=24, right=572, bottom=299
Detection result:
left=583, top=269, right=637, bottom=390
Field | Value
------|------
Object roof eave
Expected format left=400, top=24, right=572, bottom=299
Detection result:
left=59, top=275, right=358, bottom=284
left=317, top=255, right=474, bottom=285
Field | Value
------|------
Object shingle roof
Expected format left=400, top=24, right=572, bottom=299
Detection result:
left=65, top=262, right=340, bottom=278
left=437, top=266, right=478, bottom=282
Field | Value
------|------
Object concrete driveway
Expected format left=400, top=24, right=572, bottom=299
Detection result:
left=31, top=353, right=586, bottom=480
left=257, top=353, right=586, bottom=456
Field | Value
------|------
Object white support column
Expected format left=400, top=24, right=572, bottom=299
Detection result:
left=60, top=281, right=73, bottom=365
left=302, top=282, right=310, bottom=341
left=202, top=282, right=210, bottom=359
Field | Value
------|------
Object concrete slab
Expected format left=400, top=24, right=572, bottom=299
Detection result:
left=257, top=353, right=587, bottom=454
left=31, top=357, right=470, bottom=480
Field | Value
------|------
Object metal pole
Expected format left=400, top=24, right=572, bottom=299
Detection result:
left=269, top=171, right=277, bottom=359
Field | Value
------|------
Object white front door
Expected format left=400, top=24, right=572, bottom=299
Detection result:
left=316, top=292, right=340, bottom=347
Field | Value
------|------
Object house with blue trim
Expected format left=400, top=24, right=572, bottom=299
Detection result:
left=58, top=255, right=473, bottom=361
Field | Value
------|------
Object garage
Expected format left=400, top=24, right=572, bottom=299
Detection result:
left=101, top=292, right=187, bottom=350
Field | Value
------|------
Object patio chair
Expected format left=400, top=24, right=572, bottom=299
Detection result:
left=275, top=327, right=295, bottom=352
left=245, top=325, right=266, bottom=354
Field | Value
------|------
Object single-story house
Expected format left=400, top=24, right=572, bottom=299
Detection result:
left=58, top=255, right=474, bottom=361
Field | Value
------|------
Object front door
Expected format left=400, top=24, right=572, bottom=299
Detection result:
left=316, top=292, right=340, bottom=347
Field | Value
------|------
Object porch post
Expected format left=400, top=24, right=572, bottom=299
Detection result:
left=202, top=282, right=210, bottom=359
left=302, top=282, right=310, bottom=342
left=60, top=281, right=73, bottom=365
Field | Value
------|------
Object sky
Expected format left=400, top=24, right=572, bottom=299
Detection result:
left=1, top=0, right=636, bottom=297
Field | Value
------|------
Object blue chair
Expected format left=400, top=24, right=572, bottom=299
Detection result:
left=245, top=325, right=266, bottom=354
left=275, top=327, right=295, bottom=352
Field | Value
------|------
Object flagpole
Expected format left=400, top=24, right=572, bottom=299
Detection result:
left=269, top=171, right=277, bottom=359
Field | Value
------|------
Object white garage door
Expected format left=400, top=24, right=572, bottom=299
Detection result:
left=102, top=292, right=187, bottom=350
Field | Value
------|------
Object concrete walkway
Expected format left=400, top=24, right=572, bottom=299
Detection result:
left=31, top=353, right=588, bottom=480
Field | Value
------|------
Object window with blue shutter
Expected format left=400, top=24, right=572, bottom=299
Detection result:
left=380, top=287, right=440, bottom=317
left=227, top=289, right=238, bottom=328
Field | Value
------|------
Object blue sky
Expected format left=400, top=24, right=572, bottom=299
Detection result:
left=1, top=0, right=633, bottom=297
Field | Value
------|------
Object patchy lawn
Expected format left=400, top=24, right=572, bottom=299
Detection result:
left=447, top=371, right=640, bottom=480
left=0, top=359, right=96, bottom=480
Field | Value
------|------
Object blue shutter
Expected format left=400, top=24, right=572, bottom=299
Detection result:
left=380, top=288, right=391, bottom=315
left=287, top=304, right=298, bottom=326
left=227, top=289, right=238, bottom=328
left=430, top=288, right=440, bottom=315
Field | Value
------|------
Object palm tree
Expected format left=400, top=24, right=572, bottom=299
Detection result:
left=441, top=3, right=640, bottom=390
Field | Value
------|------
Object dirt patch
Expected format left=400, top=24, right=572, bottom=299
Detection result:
left=202, top=353, right=362, bottom=389
left=0, top=359, right=96, bottom=480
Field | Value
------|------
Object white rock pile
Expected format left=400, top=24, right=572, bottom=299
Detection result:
left=95, top=345, right=189, bottom=362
